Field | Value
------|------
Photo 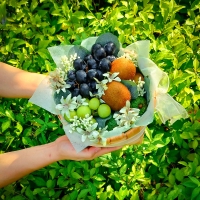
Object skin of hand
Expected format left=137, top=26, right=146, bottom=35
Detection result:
left=0, top=62, right=45, bottom=98
left=0, top=135, right=122, bottom=188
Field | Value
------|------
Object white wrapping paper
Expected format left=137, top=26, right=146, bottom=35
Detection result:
left=29, top=38, right=188, bottom=152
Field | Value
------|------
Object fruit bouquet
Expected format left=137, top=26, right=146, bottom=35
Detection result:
left=29, top=33, right=188, bottom=152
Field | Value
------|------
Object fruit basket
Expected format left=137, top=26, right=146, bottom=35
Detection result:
left=29, top=33, right=188, bottom=152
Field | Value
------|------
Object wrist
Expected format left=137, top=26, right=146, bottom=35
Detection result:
left=53, top=136, right=71, bottom=161
left=45, top=141, right=62, bottom=163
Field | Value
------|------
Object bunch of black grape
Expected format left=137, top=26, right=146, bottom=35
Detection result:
left=66, top=42, right=117, bottom=98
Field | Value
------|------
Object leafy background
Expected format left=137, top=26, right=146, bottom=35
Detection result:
left=0, top=0, right=200, bottom=199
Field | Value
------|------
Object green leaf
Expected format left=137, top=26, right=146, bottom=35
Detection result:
left=119, top=186, right=128, bottom=199
left=130, top=191, right=139, bottom=200
left=15, top=122, right=23, bottom=136
left=120, top=164, right=127, bottom=175
left=168, top=173, right=175, bottom=185
left=57, top=176, right=69, bottom=187
left=5, top=110, right=15, bottom=121
left=33, top=177, right=46, bottom=187
left=11, top=195, right=26, bottom=200
left=37, top=48, right=49, bottom=59
left=182, top=180, right=198, bottom=188
left=191, top=187, right=200, bottom=200
left=49, top=169, right=57, bottom=179
left=34, top=118, right=45, bottom=125
left=90, top=168, right=96, bottom=177
left=2, top=119, right=11, bottom=132
left=69, top=190, right=78, bottom=200
left=189, top=176, right=200, bottom=186
left=193, top=58, right=199, bottom=72
left=22, top=137, right=34, bottom=146
left=167, top=189, right=179, bottom=199
left=173, top=132, right=183, bottom=147
left=48, top=189, right=55, bottom=197
left=88, top=181, right=97, bottom=197
left=35, top=126, right=46, bottom=136
left=33, top=188, right=43, bottom=195
left=46, top=180, right=56, bottom=188
left=192, top=139, right=198, bottom=150
left=175, top=169, right=184, bottom=182
left=78, top=189, right=90, bottom=199
left=0, top=136, right=5, bottom=143
left=38, top=40, right=51, bottom=49
left=93, top=174, right=106, bottom=181
left=178, top=161, right=188, bottom=167
left=71, top=172, right=82, bottom=179
left=25, top=186, right=34, bottom=200
left=100, top=192, right=108, bottom=200
left=163, top=20, right=178, bottom=34
left=30, top=0, right=38, bottom=11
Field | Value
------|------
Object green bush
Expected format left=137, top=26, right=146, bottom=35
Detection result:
left=0, top=0, right=199, bottom=199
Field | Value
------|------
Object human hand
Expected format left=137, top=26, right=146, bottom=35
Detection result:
left=55, top=135, right=123, bottom=161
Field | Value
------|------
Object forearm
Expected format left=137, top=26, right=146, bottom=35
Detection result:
left=0, top=141, right=59, bottom=188
left=0, top=62, right=45, bottom=98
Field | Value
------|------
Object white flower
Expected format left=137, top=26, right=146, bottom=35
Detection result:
left=60, top=53, right=78, bottom=72
left=74, top=95, right=88, bottom=108
left=69, top=115, right=108, bottom=144
left=121, top=49, right=138, bottom=66
left=94, top=72, right=121, bottom=98
left=49, top=68, right=70, bottom=92
left=137, top=77, right=146, bottom=96
left=96, top=126, right=108, bottom=146
left=113, top=101, right=140, bottom=127
left=79, top=129, right=99, bottom=143
left=103, top=72, right=121, bottom=82
left=56, top=94, right=77, bottom=117
left=75, top=118, right=99, bottom=142
left=94, top=78, right=108, bottom=97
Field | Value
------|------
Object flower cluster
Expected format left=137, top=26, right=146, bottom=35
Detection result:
left=60, top=53, right=78, bottom=72
left=56, top=94, right=88, bottom=118
left=69, top=115, right=107, bottom=145
left=49, top=54, right=78, bottom=92
left=122, top=49, right=138, bottom=67
left=113, top=101, right=140, bottom=127
left=49, top=68, right=70, bottom=92
left=137, top=77, right=146, bottom=96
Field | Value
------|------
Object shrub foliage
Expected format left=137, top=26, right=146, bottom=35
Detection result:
left=0, top=0, right=200, bottom=199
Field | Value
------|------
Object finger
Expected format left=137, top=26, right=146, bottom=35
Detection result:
left=91, top=146, right=123, bottom=159
left=80, top=146, right=122, bottom=160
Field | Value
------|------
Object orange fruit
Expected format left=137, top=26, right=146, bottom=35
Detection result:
left=102, top=81, right=131, bottom=111
left=110, top=58, right=136, bottom=80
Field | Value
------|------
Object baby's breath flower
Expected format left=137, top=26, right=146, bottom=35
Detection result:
left=70, top=115, right=99, bottom=142
left=113, top=101, right=140, bottom=127
left=121, top=49, right=138, bottom=66
left=60, top=53, right=78, bottom=72
left=137, top=77, right=146, bottom=96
